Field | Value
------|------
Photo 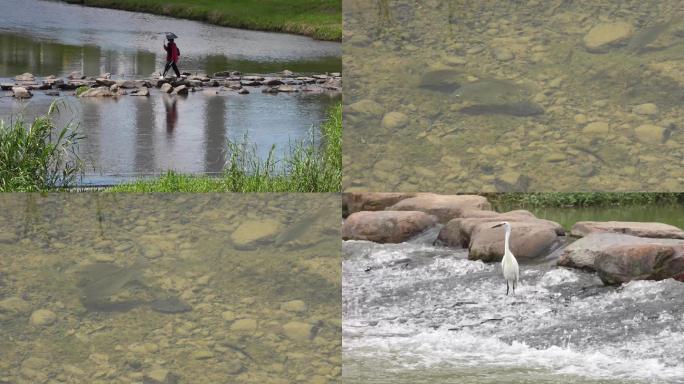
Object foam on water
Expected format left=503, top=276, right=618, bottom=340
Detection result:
left=344, top=239, right=684, bottom=383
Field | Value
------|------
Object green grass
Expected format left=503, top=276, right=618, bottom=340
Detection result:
left=110, top=102, right=341, bottom=192
left=65, top=0, right=341, bottom=41
left=0, top=102, right=84, bottom=192
left=486, top=192, right=684, bottom=209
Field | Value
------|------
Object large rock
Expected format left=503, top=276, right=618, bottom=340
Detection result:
left=571, top=221, right=684, bottom=239
left=558, top=233, right=684, bottom=271
left=160, top=83, right=173, bottom=93
left=583, top=22, right=634, bottom=53
left=15, top=72, right=35, bottom=81
left=381, top=112, right=409, bottom=129
left=29, top=309, right=56, bottom=326
left=342, top=211, right=437, bottom=243
left=437, top=210, right=559, bottom=248
left=634, top=124, right=666, bottom=144
left=171, top=85, right=188, bottom=95
left=467, top=220, right=562, bottom=262
left=11, top=86, right=32, bottom=99
left=95, top=78, right=116, bottom=87
left=387, top=194, right=492, bottom=223
left=345, top=99, right=384, bottom=119
left=79, top=87, right=115, bottom=97
left=231, top=219, right=282, bottom=247
left=342, top=192, right=417, bottom=217
left=595, top=243, right=684, bottom=285
left=131, top=86, right=150, bottom=96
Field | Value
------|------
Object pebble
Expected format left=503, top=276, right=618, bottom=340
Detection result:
left=143, top=368, right=178, bottom=384
left=230, top=318, right=258, bottom=333
left=282, top=321, right=313, bottom=341
left=583, top=121, right=610, bottom=135
left=492, top=47, right=515, bottom=61
left=191, top=350, right=214, bottom=360
left=0, top=297, right=31, bottom=315
left=634, top=124, right=666, bottom=144
left=633, top=103, right=658, bottom=115
left=29, top=309, right=56, bottom=326
left=381, top=112, right=408, bottom=129
left=221, top=310, right=236, bottom=321
left=231, top=219, right=282, bottom=246
left=281, top=300, right=307, bottom=313
left=583, top=22, right=634, bottom=52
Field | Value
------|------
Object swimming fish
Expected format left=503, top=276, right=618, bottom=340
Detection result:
left=273, top=206, right=329, bottom=248
left=627, top=20, right=675, bottom=54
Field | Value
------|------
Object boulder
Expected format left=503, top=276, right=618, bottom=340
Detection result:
left=282, top=69, right=294, bottom=77
left=131, top=86, right=150, bottom=96
left=571, top=221, right=684, bottom=239
left=387, top=194, right=492, bottom=223
left=241, top=80, right=262, bottom=86
left=11, top=86, right=32, bottom=99
left=437, top=209, right=555, bottom=248
left=265, top=79, right=284, bottom=86
left=583, top=22, right=634, bottom=53
left=79, top=87, right=115, bottom=97
left=344, top=99, right=384, bottom=120
left=0, top=83, right=14, bottom=91
left=558, top=233, right=684, bottom=271
left=595, top=243, right=684, bottom=285
left=634, top=124, right=666, bottom=144
left=95, top=78, right=116, bottom=87
left=171, top=85, right=188, bottom=95
left=277, top=85, right=298, bottom=92
left=15, top=72, right=35, bottom=81
left=342, top=192, right=417, bottom=217
left=231, top=219, right=282, bottom=248
left=342, top=211, right=437, bottom=243
left=468, top=221, right=561, bottom=262
left=160, top=83, right=173, bottom=93
left=67, top=71, right=85, bottom=80
left=238, top=88, right=249, bottom=94
left=381, top=112, right=409, bottom=129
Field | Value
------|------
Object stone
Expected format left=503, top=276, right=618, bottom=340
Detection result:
left=15, top=72, right=35, bottom=81
left=583, top=121, right=609, bottom=135
left=0, top=297, right=31, bottom=315
left=283, top=321, right=313, bottom=341
left=131, top=86, right=150, bottom=96
left=0, top=83, right=14, bottom=90
left=230, top=318, right=258, bottom=333
left=634, top=124, right=665, bottom=144
left=221, top=310, right=236, bottom=321
left=231, top=219, right=282, bottom=247
left=11, top=86, right=32, bottom=99
left=343, top=192, right=417, bottom=217
left=633, top=103, right=658, bottom=115
left=571, top=221, right=684, bottom=239
left=277, top=85, right=298, bottom=92
left=171, top=85, right=188, bottom=95
left=282, top=69, right=294, bottom=77
left=341, top=211, right=437, bottom=243
left=595, top=243, right=684, bottom=285
left=583, top=22, right=634, bottom=53
left=467, top=220, right=562, bottom=262
left=110, top=84, right=119, bottom=92
left=238, top=88, right=249, bottom=94
left=143, top=368, right=178, bottom=384
left=492, top=47, right=515, bottom=61
left=281, top=300, right=307, bottom=313
left=45, top=90, right=60, bottom=96
left=557, top=233, right=684, bottom=271
left=387, top=194, right=492, bottom=223
left=95, top=78, right=116, bottom=87
left=265, top=79, right=284, bottom=86
left=68, top=71, right=84, bottom=80
left=79, top=87, right=114, bottom=97
left=381, top=112, right=409, bottom=129
left=345, top=99, right=384, bottom=119
left=29, top=309, right=56, bottom=326
left=191, top=350, right=214, bottom=360
left=160, top=83, right=173, bottom=93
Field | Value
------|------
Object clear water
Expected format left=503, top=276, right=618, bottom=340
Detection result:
left=342, top=0, right=684, bottom=192
left=0, top=193, right=341, bottom=383
left=343, top=236, right=684, bottom=384
left=0, top=0, right=341, bottom=185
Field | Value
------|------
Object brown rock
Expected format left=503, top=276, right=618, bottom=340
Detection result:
left=387, top=194, right=492, bottom=223
left=342, top=192, right=417, bottom=217
left=468, top=221, right=561, bottom=262
left=571, top=221, right=684, bottom=239
left=342, top=211, right=437, bottom=243
left=171, top=85, right=188, bottom=95
left=595, top=243, right=684, bottom=285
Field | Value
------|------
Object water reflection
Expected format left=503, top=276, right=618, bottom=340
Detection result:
left=0, top=193, right=341, bottom=383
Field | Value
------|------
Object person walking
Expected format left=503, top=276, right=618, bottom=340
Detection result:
left=162, top=33, right=181, bottom=78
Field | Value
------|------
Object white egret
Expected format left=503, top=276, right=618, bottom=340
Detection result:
left=492, top=221, right=519, bottom=295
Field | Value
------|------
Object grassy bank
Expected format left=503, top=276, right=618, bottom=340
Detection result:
left=110, top=103, right=341, bottom=192
left=0, top=103, right=83, bottom=192
left=487, top=192, right=684, bottom=209
left=64, top=0, right=342, bottom=41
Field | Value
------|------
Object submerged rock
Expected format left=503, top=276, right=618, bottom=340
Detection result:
left=143, top=368, right=178, bottom=384
left=149, top=297, right=192, bottom=314
left=342, top=211, right=437, bottom=243
left=345, top=99, right=384, bottom=119
left=381, top=111, right=409, bottom=129
left=458, top=101, right=544, bottom=116
left=387, top=193, right=492, bottom=223
left=583, top=22, right=634, bottom=53
left=418, top=68, right=461, bottom=93
left=634, top=124, right=666, bottom=144
left=231, top=219, right=282, bottom=247
left=343, top=192, right=417, bottom=216
left=29, top=309, right=56, bottom=326
left=571, top=221, right=684, bottom=239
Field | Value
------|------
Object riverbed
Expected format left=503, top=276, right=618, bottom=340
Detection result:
left=0, top=0, right=341, bottom=185
left=342, top=204, right=684, bottom=383
left=0, top=193, right=341, bottom=383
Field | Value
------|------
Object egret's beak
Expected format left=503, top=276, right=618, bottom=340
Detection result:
left=492, top=223, right=504, bottom=228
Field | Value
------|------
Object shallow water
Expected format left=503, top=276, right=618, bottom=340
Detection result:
left=342, top=0, right=684, bottom=192
left=343, top=235, right=684, bottom=383
left=0, top=0, right=341, bottom=185
left=0, top=194, right=341, bottom=383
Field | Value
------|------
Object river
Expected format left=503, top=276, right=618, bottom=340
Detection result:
left=0, top=0, right=341, bottom=185
left=343, top=204, right=684, bottom=383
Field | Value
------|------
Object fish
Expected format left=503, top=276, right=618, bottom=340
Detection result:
left=273, top=207, right=328, bottom=248
left=458, top=101, right=544, bottom=116
left=627, top=20, right=675, bottom=53
left=454, top=78, right=533, bottom=104
left=418, top=69, right=462, bottom=93
left=80, top=259, right=145, bottom=302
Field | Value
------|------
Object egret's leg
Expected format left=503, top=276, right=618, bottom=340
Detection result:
left=506, top=281, right=509, bottom=296
left=513, top=280, right=516, bottom=295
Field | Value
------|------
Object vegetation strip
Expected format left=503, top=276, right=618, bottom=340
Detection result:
left=63, top=0, right=342, bottom=41
left=486, top=192, right=684, bottom=208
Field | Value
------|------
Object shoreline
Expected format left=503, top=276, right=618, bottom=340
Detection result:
left=62, top=0, right=342, bottom=41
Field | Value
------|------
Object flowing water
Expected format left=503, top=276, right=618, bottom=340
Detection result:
left=342, top=0, right=684, bottom=192
left=0, top=0, right=341, bottom=185
left=0, top=194, right=341, bottom=383
left=342, top=207, right=684, bottom=383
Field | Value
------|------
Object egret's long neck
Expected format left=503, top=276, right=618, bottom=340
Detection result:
left=504, top=226, right=511, bottom=256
